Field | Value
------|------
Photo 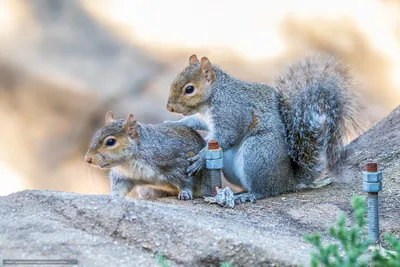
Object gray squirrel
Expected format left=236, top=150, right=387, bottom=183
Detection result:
left=84, top=111, right=212, bottom=199
left=166, top=54, right=363, bottom=203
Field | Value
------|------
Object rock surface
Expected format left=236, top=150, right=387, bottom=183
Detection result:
left=1, top=106, right=400, bottom=266
left=0, top=190, right=307, bottom=267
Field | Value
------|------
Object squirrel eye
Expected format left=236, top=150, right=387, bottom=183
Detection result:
left=105, top=138, right=116, bottom=147
left=184, top=85, right=195, bottom=95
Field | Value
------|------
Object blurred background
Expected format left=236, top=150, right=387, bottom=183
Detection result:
left=0, top=0, right=399, bottom=196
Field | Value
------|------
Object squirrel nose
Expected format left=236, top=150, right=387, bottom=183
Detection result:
left=85, top=156, right=92, bottom=164
left=166, top=104, right=174, bottom=113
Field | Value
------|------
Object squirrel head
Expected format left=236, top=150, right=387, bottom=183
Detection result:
left=84, top=111, right=138, bottom=169
left=166, top=54, right=215, bottom=116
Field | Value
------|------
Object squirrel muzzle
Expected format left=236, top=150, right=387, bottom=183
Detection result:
left=166, top=104, right=175, bottom=113
left=84, top=154, right=93, bottom=164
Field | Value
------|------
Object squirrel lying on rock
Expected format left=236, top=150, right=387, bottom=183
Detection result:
left=84, top=111, right=212, bottom=199
left=166, top=54, right=363, bottom=204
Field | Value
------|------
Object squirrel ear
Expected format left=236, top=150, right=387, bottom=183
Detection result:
left=123, top=114, right=137, bottom=138
left=200, top=57, right=215, bottom=85
left=189, top=54, right=199, bottom=66
left=105, top=111, right=115, bottom=126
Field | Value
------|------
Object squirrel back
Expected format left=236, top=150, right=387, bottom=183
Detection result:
left=275, top=54, right=364, bottom=183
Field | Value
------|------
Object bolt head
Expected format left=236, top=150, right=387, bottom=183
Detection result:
left=208, top=140, right=219, bottom=150
left=206, top=158, right=223, bottom=169
left=363, top=171, right=382, bottom=183
left=205, top=148, right=223, bottom=160
left=363, top=182, right=382, bottom=193
left=366, top=162, right=378, bottom=172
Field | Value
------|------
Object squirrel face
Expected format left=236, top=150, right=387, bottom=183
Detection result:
left=84, top=112, right=137, bottom=169
left=167, top=54, right=215, bottom=116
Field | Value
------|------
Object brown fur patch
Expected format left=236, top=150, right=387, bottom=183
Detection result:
left=248, top=113, right=259, bottom=130
left=147, top=184, right=179, bottom=194
left=187, top=152, right=196, bottom=158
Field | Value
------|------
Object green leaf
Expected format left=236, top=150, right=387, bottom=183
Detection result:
left=303, top=195, right=400, bottom=267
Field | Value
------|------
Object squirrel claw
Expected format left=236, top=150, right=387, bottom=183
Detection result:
left=178, top=190, right=193, bottom=200
left=234, top=193, right=257, bottom=204
left=203, top=196, right=217, bottom=204
left=187, top=149, right=206, bottom=176
left=187, top=160, right=203, bottom=176
left=188, top=154, right=200, bottom=162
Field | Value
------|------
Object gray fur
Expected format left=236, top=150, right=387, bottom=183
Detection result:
left=172, top=66, right=298, bottom=199
left=275, top=54, right=364, bottom=183
left=165, top=114, right=209, bottom=131
left=210, top=69, right=297, bottom=198
left=168, top=54, right=362, bottom=201
left=86, top=118, right=212, bottom=199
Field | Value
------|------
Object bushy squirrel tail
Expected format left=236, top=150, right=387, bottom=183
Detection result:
left=275, top=54, right=364, bottom=183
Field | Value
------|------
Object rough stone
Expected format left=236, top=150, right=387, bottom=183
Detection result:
left=1, top=108, right=400, bottom=266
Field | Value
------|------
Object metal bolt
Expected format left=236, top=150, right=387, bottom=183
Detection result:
left=205, top=140, right=223, bottom=196
left=208, top=140, right=219, bottom=150
left=366, top=162, right=378, bottom=172
left=363, top=162, right=382, bottom=243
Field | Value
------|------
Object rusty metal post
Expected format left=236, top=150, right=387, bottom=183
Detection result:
left=363, top=162, right=382, bottom=243
left=205, top=140, right=223, bottom=196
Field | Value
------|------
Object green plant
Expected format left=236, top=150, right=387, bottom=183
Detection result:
left=155, top=253, right=170, bottom=267
left=371, top=233, right=400, bottom=267
left=304, top=195, right=400, bottom=267
left=304, top=196, right=370, bottom=266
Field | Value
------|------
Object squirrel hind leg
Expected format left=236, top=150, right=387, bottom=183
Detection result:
left=233, top=192, right=261, bottom=204
left=213, top=188, right=265, bottom=208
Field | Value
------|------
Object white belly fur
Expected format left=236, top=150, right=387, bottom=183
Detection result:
left=198, top=108, right=247, bottom=188
left=116, top=160, right=167, bottom=183
left=198, top=108, right=214, bottom=142
left=223, top=144, right=247, bottom=189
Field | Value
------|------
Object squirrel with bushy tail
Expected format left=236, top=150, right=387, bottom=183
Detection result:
left=166, top=53, right=363, bottom=204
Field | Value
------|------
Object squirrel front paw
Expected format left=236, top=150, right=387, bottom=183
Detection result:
left=178, top=190, right=193, bottom=200
left=110, top=177, right=134, bottom=198
left=187, top=149, right=206, bottom=176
